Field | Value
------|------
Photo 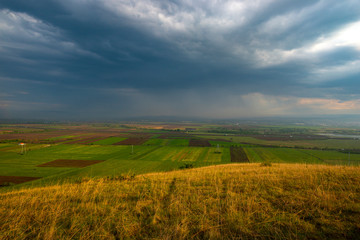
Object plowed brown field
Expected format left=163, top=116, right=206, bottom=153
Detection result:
left=189, top=139, right=211, bottom=147
left=113, top=137, right=149, bottom=145
left=0, top=176, right=41, bottom=186
left=230, top=146, right=249, bottom=162
left=37, top=160, right=105, bottom=168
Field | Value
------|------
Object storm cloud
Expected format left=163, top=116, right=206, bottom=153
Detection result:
left=1, top=0, right=360, bottom=119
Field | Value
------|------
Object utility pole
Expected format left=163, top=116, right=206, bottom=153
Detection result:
left=19, top=143, right=26, bottom=154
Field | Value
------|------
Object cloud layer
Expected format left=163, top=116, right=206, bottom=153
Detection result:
left=1, top=0, right=360, bottom=119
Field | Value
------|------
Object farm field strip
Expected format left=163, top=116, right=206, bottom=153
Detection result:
left=189, top=139, right=211, bottom=147
left=209, top=141, right=236, bottom=147
left=0, top=176, right=41, bottom=185
left=113, top=137, right=150, bottom=145
left=176, top=148, right=204, bottom=161
left=92, top=137, right=127, bottom=145
left=1, top=125, right=360, bottom=191
left=0, top=164, right=75, bottom=178
left=64, top=136, right=109, bottom=144
left=37, top=159, right=105, bottom=168
left=132, top=146, right=162, bottom=160
left=243, top=147, right=263, bottom=163
left=230, top=146, right=249, bottom=162
left=0, top=144, right=52, bottom=154
left=0, top=131, right=76, bottom=142
left=202, top=148, right=223, bottom=163
left=46, top=135, right=78, bottom=140
left=247, top=147, right=304, bottom=163
left=267, top=148, right=321, bottom=163
left=167, top=139, right=189, bottom=146
left=158, top=134, right=192, bottom=139
left=132, top=146, right=222, bottom=163
left=254, top=148, right=281, bottom=162
left=251, top=147, right=360, bottom=165
left=302, top=149, right=360, bottom=161
left=142, top=139, right=168, bottom=146
left=224, top=136, right=360, bottom=150
left=0, top=144, right=12, bottom=149
left=47, top=144, right=127, bottom=155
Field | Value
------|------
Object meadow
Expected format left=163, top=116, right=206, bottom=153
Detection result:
left=1, top=164, right=359, bottom=239
left=0, top=122, right=360, bottom=239
left=1, top=122, right=360, bottom=190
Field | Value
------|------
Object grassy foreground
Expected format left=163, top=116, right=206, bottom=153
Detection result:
left=1, top=164, right=359, bottom=239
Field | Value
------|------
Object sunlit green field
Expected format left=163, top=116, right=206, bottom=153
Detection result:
left=224, top=136, right=360, bottom=149
left=1, top=123, right=360, bottom=192
left=0, top=141, right=232, bottom=190
left=243, top=146, right=360, bottom=165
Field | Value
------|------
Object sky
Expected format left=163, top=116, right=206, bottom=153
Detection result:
left=0, top=0, right=360, bottom=120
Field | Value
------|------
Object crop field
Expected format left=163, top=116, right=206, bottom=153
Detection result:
left=0, top=131, right=77, bottom=143
left=158, top=133, right=191, bottom=139
left=92, top=137, right=127, bottom=145
left=114, top=137, right=149, bottom=145
left=226, top=136, right=360, bottom=150
left=242, top=146, right=360, bottom=165
left=230, top=146, right=249, bottom=162
left=244, top=147, right=322, bottom=164
left=1, top=122, right=360, bottom=191
left=37, top=159, right=105, bottom=168
left=167, top=138, right=189, bottom=146
left=1, top=123, right=360, bottom=239
left=189, top=138, right=211, bottom=147
left=0, top=141, right=231, bottom=189
left=1, top=139, right=360, bottom=190
left=0, top=176, right=40, bottom=186
left=143, top=138, right=168, bottom=146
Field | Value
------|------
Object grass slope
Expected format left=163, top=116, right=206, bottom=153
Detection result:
left=1, top=164, right=359, bottom=239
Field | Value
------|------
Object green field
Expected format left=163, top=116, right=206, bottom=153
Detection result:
left=224, top=136, right=360, bottom=150
left=1, top=122, right=360, bottom=192
left=0, top=143, right=232, bottom=190
left=2, top=139, right=360, bottom=192
left=243, top=146, right=360, bottom=165
left=167, top=139, right=189, bottom=146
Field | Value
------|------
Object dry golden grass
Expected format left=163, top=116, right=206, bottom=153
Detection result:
left=1, top=163, right=360, bottom=239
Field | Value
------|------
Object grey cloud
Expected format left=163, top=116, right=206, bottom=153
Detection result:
left=0, top=0, right=360, bottom=119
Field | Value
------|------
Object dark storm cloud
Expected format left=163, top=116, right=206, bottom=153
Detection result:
left=1, top=0, right=360, bottom=119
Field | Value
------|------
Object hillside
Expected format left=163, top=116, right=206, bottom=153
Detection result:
left=1, top=163, right=360, bottom=239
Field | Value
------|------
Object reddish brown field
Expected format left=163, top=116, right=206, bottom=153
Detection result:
left=189, top=139, right=211, bottom=147
left=37, top=160, right=105, bottom=168
left=63, top=133, right=121, bottom=144
left=207, top=138, right=232, bottom=142
left=230, top=146, right=249, bottom=162
left=0, top=176, right=41, bottom=186
left=64, top=136, right=108, bottom=144
left=0, top=131, right=81, bottom=143
left=113, top=137, right=149, bottom=145
left=124, top=123, right=202, bottom=130
left=158, top=133, right=192, bottom=139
